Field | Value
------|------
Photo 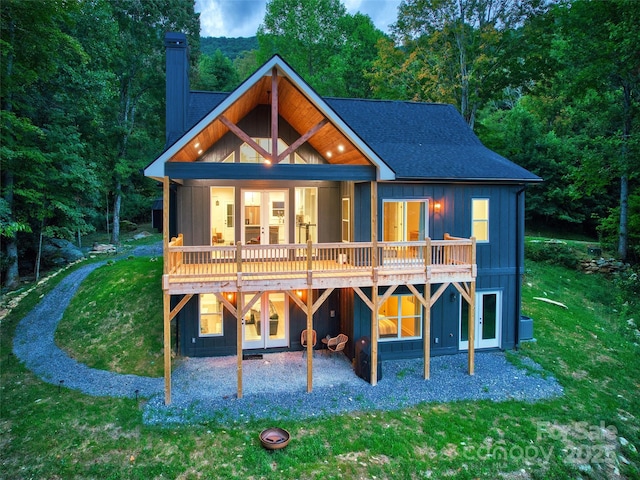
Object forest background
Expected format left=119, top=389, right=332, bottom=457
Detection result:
left=1, top=0, right=639, bottom=290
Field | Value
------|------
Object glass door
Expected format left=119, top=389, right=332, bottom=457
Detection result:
left=382, top=200, right=427, bottom=242
left=242, top=190, right=288, bottom=246
left=459, top=290, right=501, bottom=350
left=242, top=292, right=288, bottom=349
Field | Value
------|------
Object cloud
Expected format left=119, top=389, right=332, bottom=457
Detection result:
left=196, top=0, right=400, bottom=38
left=196, top=0, right=267, bottom=38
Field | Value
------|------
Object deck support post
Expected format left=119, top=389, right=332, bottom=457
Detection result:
left=237, top=290, right=244, bottom=398
left=306, top=239, right=313, bottom=392
left=163, top=292, right=171, bottom=405
left=468, top=237, right=477, bottom=375
left=162, top=176, right=172, bottom=405
left=306, top=287, right=313, bottom=393
left=370, top=181, right=378, bottom=386
left=468, top=281, right=475, bottom=375
left=424, top=286, right=431, bottom=380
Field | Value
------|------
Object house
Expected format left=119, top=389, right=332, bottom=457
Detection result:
left=144, top=33, right=541, bottom=405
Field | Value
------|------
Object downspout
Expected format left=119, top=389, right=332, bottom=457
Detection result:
left=515, top=186, right=526, bottom=350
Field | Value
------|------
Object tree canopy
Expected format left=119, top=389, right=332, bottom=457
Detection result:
left=1, top=0, right=639, bottom=289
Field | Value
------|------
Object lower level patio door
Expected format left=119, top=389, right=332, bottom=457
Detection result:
left=242, top=292, right=288, bottom=349
left=459, top=290, right=502, bottom=350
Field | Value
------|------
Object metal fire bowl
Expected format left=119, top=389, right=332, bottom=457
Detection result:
left=259, top=427, right=291, bottom=450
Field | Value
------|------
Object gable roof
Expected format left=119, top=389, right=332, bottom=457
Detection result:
left=145, top=55, right=395, bottom=180
left=145, top=55, right=540, bottom=184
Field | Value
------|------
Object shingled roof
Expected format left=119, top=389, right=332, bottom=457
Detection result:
left=181, top=91, right=540, bottom=183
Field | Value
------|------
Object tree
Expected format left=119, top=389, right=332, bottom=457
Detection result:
left=87, top=0, right=200, bottom=245
left=372, top=0, right=547, bottom=128
left=551, top=0, right=640, bottom=260
left=194, top=50, right=240, bottom=91
left=257, top=0, right=383, bottom=97
left=1, top=0, right=93, bottom=287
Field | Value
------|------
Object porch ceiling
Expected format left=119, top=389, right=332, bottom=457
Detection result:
left=171, top=76, right=370, bottom=166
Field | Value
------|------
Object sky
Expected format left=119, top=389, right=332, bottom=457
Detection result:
left=195, top=0, right=402, bottom=38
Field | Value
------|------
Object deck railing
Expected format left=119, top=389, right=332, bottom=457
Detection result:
left=166, top=234, right=475, bottom=283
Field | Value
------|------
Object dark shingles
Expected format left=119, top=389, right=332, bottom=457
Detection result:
left=184, top=93, right=540, bottom=182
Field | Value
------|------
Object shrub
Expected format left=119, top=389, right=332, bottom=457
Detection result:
left=525, top=240, right=581, bottom=269
left=120, top=220, right=138, bottom=232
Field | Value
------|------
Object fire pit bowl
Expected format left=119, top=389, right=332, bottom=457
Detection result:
left=259, top=427, right=290, bottom=450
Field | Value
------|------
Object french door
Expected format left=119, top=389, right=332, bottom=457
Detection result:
left=242, top=292, right=288, bottom=349
left=459, top=290, right=501, bottom=350
left=241, top=190, right=288, bottom=246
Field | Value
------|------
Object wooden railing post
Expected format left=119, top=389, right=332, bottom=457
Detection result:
left=307, top=239, right=313, bottom=285
left=424, top=237, right=432, bottom=281
left=236, top=241, right=242, bottom=285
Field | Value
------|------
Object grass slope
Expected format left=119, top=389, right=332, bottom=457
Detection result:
left=55, top=257, right=164, bottom=378
left=1, top=251, right=639, bottom=479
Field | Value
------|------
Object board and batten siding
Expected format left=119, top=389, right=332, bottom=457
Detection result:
left=349, top=182, right=525, bottom=356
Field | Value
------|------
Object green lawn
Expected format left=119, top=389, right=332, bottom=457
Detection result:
left=1, top=242, right=639, bottom=479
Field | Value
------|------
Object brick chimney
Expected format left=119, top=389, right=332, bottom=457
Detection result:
left=164, top=32, right=189, bottom=144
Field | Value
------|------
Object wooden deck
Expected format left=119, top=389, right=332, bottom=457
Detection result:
left=163, top=235, right=476, bottom=294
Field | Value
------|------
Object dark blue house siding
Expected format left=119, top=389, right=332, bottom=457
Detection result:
left=178, top=289, right=343, bottom=357
left=349, top=181, right=525, bottom=358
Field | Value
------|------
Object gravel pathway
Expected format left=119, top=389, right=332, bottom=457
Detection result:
left=12, top=243, right=563, bottom=425
left=12, top=245, right=164, bottom=398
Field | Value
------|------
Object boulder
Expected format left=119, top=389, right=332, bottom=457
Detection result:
left=42, top=238, right=84, bottom=266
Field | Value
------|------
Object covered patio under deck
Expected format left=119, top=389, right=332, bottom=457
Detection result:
left=160, top=178, right=477, bottom=405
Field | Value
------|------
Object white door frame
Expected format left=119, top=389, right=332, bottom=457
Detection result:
left=242, top=292, right=289, bottom=350
left=241, top=189, right=289, bottom=246
left=459, top=289, right=502, bottom=350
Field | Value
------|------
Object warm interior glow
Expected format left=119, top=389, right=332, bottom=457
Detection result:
left=434, top=202, right=442, bottom=212
left=226, top=292, right=234, bottom=302
left=296, top=290, right=303, bottom=298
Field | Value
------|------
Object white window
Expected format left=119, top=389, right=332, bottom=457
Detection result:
left=378, top=295, right=422, bottom=341
left=341, top=197, right=350, bottom=242
left=472, top=198, right=489, bottom=242
left=200, top=294, right=223, bottom=337
left=239, top=138, right=289, bottom=164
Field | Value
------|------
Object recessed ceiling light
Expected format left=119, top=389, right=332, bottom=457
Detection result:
left=338, top=144, right=344, bottom=152
left=197, top=149, right=203, bottom=155
left=327, top=151, right=332, bottom=158
left=194, top=142, right=200, bottom=148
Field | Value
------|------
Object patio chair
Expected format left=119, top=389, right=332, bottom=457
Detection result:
left=327, top=334, right=348, bottom=354
left=301, top=329, right=317, bottom=357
